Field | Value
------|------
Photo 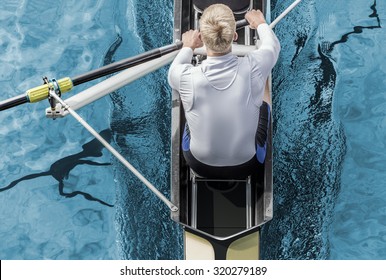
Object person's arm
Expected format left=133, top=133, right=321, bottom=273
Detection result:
left=168, top=47, right=194, bottom=91
left=245, top=10, right=281, bottom=80
left=256, top=23, right=281, bottom=69
left=168, top=30, right=203, bottom=91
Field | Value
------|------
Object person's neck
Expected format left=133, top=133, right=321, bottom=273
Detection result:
left=206, top=47, right=232, bottom=57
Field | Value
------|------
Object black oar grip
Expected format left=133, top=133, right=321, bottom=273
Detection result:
left=236, top=19, right=249, bottom=29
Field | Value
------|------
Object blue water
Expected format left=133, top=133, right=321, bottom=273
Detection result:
left=0, top=0, right=181, bottom=260
left=261, top=0, right=385, bottom=259
left=0, top=0, right=385, bottom=260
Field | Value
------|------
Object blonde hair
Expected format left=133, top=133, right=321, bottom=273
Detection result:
left=199, top=4, right=236, bottom=53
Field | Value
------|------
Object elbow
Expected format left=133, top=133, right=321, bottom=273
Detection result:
left=276, top=39, right=281, bottom=53
left=260, top=43, right=281, bottom=64
left=167, top=69, right=173, bottom=88
left=167, top=66, right=176, bottom=89
left=269, top=37, right=281, bottom=64
left=276, top=37, right=281, bottom=53
left=274, top=41, right=281, bottom=62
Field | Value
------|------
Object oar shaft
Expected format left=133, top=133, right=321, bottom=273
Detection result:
left=49, top=90, right=178, bottom=212
left=0, top=94, right=28, bottom=111
left=0, top=42, right=182, bottom=111
left=72, top=42, right=182, bottom=86
left=270, top=0, right=301, bottom=29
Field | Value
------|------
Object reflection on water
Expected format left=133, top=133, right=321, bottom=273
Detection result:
left=329, top=0, right=386, bottom=259
left=0, top=129, right=114, bottom=207
left=0, top=0, right=120, bottom=259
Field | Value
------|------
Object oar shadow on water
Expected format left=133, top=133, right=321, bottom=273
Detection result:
left=0, top=129, right=114, bottom=207
left=310, top=0, right=381, bottom=124
left=320, top=0, right=381, bottom=56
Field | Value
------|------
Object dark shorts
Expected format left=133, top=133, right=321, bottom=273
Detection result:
left=182, top=102, right=271, bottom=179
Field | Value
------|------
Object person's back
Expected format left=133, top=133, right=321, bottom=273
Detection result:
left=187, top=52, right=260, bottom=166
left=168, top=4, right=280, bottom=178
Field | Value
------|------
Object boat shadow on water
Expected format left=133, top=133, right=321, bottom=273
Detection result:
left=0, top=129, right=114, bottom=207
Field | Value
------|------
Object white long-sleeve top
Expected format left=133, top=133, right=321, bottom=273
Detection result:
left=168, top=23, right=280, bottom=166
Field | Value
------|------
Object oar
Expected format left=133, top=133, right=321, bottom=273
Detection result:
left=269, top=0, right=302, bottom=29
left=0, top=15, right=246, bottom=112
left=0, top=42, right=183, bottom=111
left=0, top=0, right=301, bottom=112
left=71, top=42, right=183, bottom=86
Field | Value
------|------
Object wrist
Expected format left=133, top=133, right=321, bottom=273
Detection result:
left=181, top=46, right=194, bottom=54
left=183, top=46, right=195, bottom=51
left=253, top=20, right=266, bottom=29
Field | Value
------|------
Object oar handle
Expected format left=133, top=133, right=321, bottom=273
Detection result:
left=236, top=19, right=248, bottom=29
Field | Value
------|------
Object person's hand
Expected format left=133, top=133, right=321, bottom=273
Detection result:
left=245, top=9, right=266, bottom=29
left=182, top=30, right=203, bottom=50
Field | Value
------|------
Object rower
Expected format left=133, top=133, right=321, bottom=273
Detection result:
left=169, top=4, right=280, bottom=237
left=192, top=0, right=254, bottom=43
